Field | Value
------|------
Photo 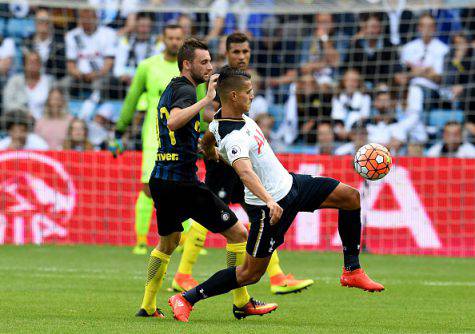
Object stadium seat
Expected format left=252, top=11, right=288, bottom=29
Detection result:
left=6, top=18, right=35, bottom=40
left=426, top=109, right=465, bottom=128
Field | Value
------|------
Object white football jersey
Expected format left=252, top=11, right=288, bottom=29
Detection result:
left=208, top=113, right=292, bottom=205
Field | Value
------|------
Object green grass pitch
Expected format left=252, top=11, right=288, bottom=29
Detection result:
left=1, top=245, right=474, bottom=333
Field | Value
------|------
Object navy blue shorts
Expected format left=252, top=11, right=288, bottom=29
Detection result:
left=245, top=173, right=340, bottom=258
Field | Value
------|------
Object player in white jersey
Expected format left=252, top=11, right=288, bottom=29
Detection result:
left=168, top=66, right=384, bottom=322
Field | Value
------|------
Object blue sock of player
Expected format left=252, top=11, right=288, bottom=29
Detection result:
left=182, top=267, right=239, bottom=305
left=338, top=208, right=361, bottom=271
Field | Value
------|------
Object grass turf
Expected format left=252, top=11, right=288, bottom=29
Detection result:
left=0, top=245, right=474, bottom=333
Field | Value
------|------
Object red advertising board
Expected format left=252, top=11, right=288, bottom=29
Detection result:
left=1, top=151, right=474, bottom=257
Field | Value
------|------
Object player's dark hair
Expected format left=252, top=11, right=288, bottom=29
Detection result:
left=225, top=32, right=250, bottom=51
left=217, top=65, right=251, bottom=100
left=164, top=23, right=183, bottom=35
left=177, top=38, right=208, bottom=72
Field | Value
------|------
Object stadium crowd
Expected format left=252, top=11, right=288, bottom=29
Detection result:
left=0, top=1, right=474, bottom=157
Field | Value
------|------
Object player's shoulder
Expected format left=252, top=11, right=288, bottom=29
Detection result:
left=212, top=110, right=246, bottom=139
left=170, top=76, right=195, bottom=94
left=140, top=53, right=163, bottom=67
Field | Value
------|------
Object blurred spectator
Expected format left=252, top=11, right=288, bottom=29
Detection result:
left=400, top=13, right=449, bottom=109
left=254, top=16, right=298, bottom=104
left=0, top=109, right=49, bottom=150
left=248, top=69, right=269, bottom=119
left=315, top=122, right=335, bottom=155
left=254, top=113, right=274, bottom=141
left=177, top=14, right=194, bottom=38
left=444, top=32, right=475, bottom=127
left=34, top=88, right=73, bottom=150
left=300, top=13, right=342, bottom=88
left=331, top=69, right=371, bottom=141
left=379, top=1, right=415, bottom=46
left=113, top=12, right=161, bottom=86
left=426, top=121, right=475, bottom=158
left=335, top=121, right=368, bottom=156
left=391, top=83, right=428, bottom=150
left=3, top=51, right=53, bottom=119
left=0, top=34, right=15, bottom=77
left=430, top=8, right=462, bottom=45
left=407, top=141, right=424, bottom=157
left=89, top=0, right=142, bottom=36
left=0, top=34, right=15, bottom=115
left=366, top=88, right=399, bottom=147
left=348, top=13, right=400, bottom=86
left=295, top=74, right=332, bottom=144
left=62, top=118, right=94, bottom=151
left=206, top=0, right=272, bottom=42
left=66, top=8, right=116, bottom=99
left=88, top=103, right=117, bottom=148
left=23, top=8, right=66, bottom=80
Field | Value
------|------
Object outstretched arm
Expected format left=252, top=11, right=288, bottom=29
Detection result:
left=232, top=158, right=283, bottom=225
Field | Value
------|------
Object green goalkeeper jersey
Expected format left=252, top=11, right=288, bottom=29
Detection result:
left=116, top=53, right=208, bottom=140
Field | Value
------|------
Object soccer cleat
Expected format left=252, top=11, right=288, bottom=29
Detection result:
left=270, top=273, right=314, bottom=294
left=340, top=267, right=385, bottom=292
left=132, top=243, right=148, bottom=255
left=135, top=308, right=165, bottom=318
left=232, top=298, right=278, bottom=320
left=172, top=273, right=199, bottom=292
left=168, top=294, right=193, bottom=322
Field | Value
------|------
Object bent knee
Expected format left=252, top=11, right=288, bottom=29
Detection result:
left=224, top=222, right=248, bottom=243
left=347, top=187, right=360, bottom=210
left=241, top=269, right=265, bottom=285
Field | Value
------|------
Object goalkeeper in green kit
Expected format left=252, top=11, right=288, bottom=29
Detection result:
left=112, top=24, right=206, bottom=254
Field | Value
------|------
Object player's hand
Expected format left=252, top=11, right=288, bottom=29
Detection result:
left=266, top=200, right=283, bottom=225
left=198, top=138, right=219, bottom=161
left=206, top=74, right=220, bottom=101
left=107, top=137, right=124, bottom=158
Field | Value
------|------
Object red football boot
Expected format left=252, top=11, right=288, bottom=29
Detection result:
left=340, top=267, right=385, bottom=292
left=233, top=298, right=278, bottom=319
left=168, top=294, right=193, bottom=322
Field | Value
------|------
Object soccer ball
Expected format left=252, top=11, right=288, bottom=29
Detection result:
left=354, top=143, right=392, bottom=181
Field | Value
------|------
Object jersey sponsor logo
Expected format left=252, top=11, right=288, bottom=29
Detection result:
left=156, top=153, right=179, bottom=161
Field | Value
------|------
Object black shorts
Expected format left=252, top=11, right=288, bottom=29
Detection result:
left=245, top=173, right=340, bottom=258
left=149, top=177, right=238, bottom=236
left=204, top=159, right=244, bottom=205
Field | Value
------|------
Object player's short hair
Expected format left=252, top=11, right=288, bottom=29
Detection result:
left=163, top=23, right=183, bottom=35
left=225, top=32, right=250, bottom=51
left=217, top=65, right=251, bottom=100
left=177, top=38, right=208, bottom=72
